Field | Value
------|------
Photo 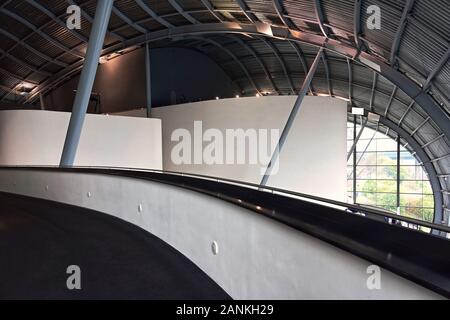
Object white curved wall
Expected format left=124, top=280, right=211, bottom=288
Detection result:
left=0, top=168, right=441, bottom=299
left=0, top=110, right=162, bottom=169
left=117, top=96, right=348, bottom=202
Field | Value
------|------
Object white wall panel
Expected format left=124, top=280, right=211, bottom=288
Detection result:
left=0, top=110, right=162, bottom=170
left=118, top=96, right=347, bottom=201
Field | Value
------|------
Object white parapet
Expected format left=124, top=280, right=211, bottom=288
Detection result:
left=0, top=110, right=162, bottom=170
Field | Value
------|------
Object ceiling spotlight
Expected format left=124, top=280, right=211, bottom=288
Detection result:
left=236, top=95, right=240, bottom=98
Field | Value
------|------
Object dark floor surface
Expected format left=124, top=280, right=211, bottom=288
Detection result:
left=0, top=192, right=230, bottom=300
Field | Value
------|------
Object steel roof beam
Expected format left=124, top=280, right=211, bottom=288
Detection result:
left=168, top=0, right=199, bottom=24
left=260, top=38, right=295, bottom=94
left=235, top=0, right=258, bottom=23
left=218, top=52, right=349, bottom=65
left=347, top=59, right=353, bottom=104
left=67, top=0, right=125, bottom=41
left=0, top=84, right=25, bottom=97
left=25, top=0, right=89, bottom=43
left=369, top=71, right=377, bottom=111
left=272, top=0, right=297, bottom=29
left=0, top=28, right=68, bottom=67
left=229, top=36, right=279, bottom=94
left=0, top=66, right=39, bottom=85
left=353, top=0, right=362, bottom=49
left=0, top=48, right=51, bottom=76
left=188, top=45, right=244, bottom=93
left=384, top=86, right=397, bottom=117
left=430, top=153, right=450, bottom=163
left=313, top=0, right=329, bottom=38
left=322, top=51, right=332, bottom=96
left=398, top=100, right=415, bottom=125
left=112, top=5, right=147, bottom=33
left=193, top=37, right=260, bottom=94
left=290, top=41, right=315, bottom=95
left=135, top=0, right=173, bottom=28
left=410, top=116, right=430, bottom=136
left=423, top=48, right=450, bottom=90
left=421, top=134, right=445, bottom=149
left=390, top=0, right=416, bottom=65
left=1, top=8, right=85, bottom=59
left=199, top=0, right=224, bottom=22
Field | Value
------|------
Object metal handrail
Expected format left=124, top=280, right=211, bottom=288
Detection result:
left=1, top=165, right=449, bottom=234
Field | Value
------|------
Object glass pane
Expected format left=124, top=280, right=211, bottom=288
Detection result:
left=347, top=180, right=354, bottom=192
left=356, top=192, right=377, bottom=205
left=356, top=152, right=377, bottom=165
left=377, top=152, right=397, bottom=165
left=356, top=180, right=377, bottom=192
left=400, top=181, right=423, bottom=194
left=400, top=194, right=423, bottom=207
left=376, top=193, right=397, bottom=207
left=377, top=139, right=398, bottom=152
left=347, top=121, right=434, bottom=221
left=422, top=209, right=434, bottom=222
left=377, top=180, right=397, bottom=193
left=347, top=166, right=353, bottom=177
left=377, top=166, right=397, bottom=180
left=423, top=195, right=434, bottom=208
left=380, top=205, right=396, bottom=213
left=347, top=192, right=354, bottom=203
left=356, top=166, right=377, bottom=179
left=347, top=127, right=354, bottom=137
left=400, top=166, right=423, bottom=180
left=360, top=129, right=374, bottom=140
left=375, top=131, right=387, bottom=139
left=356, top=139, right=376, bottom=152
left=400, top=152, right=418, bottom=165
left=401, top=207, right=423, bottom=220
left=423, top=181, right=433, bottom=194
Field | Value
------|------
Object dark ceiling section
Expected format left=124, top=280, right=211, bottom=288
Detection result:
left=0, top=0, right=449, bottom=220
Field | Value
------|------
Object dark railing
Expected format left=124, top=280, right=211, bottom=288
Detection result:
left=6, top=165, right=446, bottom=234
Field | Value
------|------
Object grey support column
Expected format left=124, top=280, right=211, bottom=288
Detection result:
left=397, top=135, right=401, bottom=212
left=145, top=42, right=152, bottom=118
left=39, top=92, right=45, bottom=110
left=59, top=0, right=114, bottom=167
left=260, top=48, right=323, bottom=186
left=353, top=116, right=357, bottom=203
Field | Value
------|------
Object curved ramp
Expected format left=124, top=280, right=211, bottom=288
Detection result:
left=0, top=192, right=230, bottom=299
left=0, top=167, right=448, bottom=299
